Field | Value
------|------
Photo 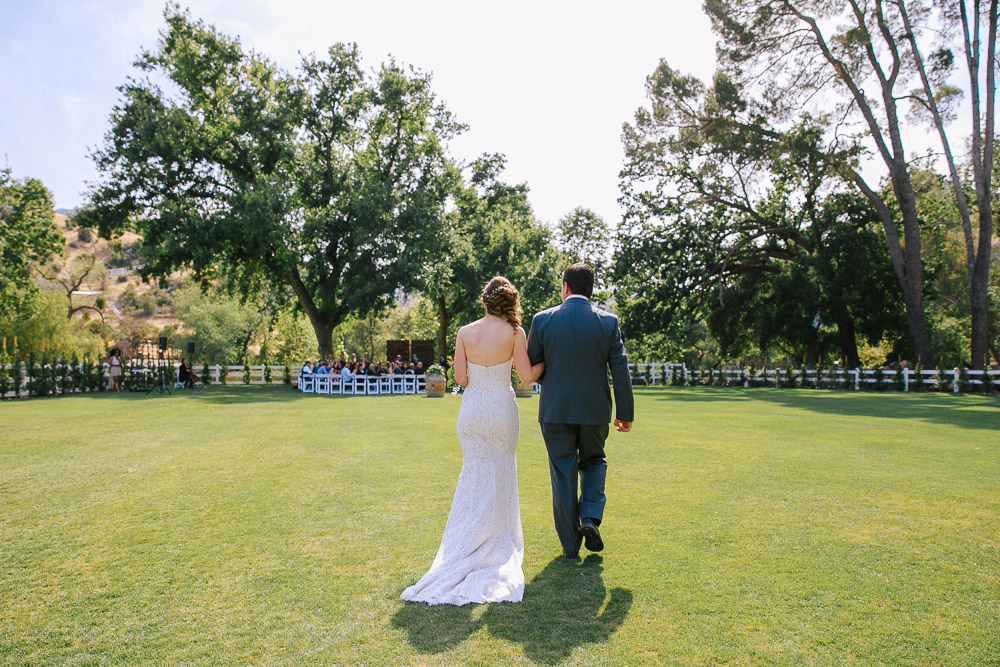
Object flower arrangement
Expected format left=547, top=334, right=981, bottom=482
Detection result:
left=426, top=364, right=445, bottom=377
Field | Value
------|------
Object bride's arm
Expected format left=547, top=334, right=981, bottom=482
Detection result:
left=512, top=327, right=544, bottom=384
left=453, top=328, right=469, bottom=386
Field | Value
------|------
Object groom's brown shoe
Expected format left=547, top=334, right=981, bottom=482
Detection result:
left=580, top=518, right=604, bottom=552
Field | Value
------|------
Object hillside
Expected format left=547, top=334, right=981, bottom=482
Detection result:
left=36, top=213, right=183, bottom=338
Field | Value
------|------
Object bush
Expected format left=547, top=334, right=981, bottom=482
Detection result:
left=958, top=367, right=971, bottom=393
left=982, top=369, right=995, bottom=394
left=935, top=368, right=947, bottom=392
left=0, top=349, right=10, bottom=398
left=77, top=227, right=94, bottom=243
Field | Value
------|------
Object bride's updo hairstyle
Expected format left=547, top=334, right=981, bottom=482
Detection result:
left=481, top=276, right=522, bottom=330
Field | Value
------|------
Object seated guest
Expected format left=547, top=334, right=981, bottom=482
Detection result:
left=404, top=363, right=415, bottom=375
left=315, top=362, right=329, bottom=375
left=301, top=361, right=312, bottom=374
left=393, top=363, right=405, bottom=375
left=340, top=363, right=353, bottom=381
left=415, top=361, right=424, bottom=375
left=179, top=359, right=195, bottom=388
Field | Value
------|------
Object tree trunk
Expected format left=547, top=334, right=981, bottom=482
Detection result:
left=436, top=296, right=450, bottom=358
left=890, top=168, right=935, bottom=368
left=310, top=319, right=334, bottom=359
left=970, top=256, right=991, bottom=369
left=836, top=317, right=860, bottom=369
left=286, top=266, right=335, bottom=359
left=804, top=328, right=818, bottom=369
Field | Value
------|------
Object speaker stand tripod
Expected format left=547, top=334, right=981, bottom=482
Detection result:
left=146, top=352, right=172, bottom=395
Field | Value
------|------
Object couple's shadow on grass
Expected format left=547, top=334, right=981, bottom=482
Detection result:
left=392, top=555, right=632, bottom=664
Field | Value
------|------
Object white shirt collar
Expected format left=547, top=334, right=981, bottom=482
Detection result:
left=565, top=294, right=589, bottom=302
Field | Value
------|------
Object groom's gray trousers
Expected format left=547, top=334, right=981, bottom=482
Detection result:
left=540, top=422, right=609, bottom=554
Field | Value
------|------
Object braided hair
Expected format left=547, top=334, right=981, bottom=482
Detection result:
left=480, top=276, right=522, bottom=330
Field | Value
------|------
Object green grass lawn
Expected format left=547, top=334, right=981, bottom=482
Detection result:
left=1, top=387, right=998, bottom=665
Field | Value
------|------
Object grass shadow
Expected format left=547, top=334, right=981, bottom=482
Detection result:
left=642, top=387, right=1000, bottom=432
left=113, top=385, right=312, bottom=405
left=392, top=555, right=632, bottom=663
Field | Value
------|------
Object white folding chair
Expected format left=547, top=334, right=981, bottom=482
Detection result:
left=391, top=375, right=404, bottom=394
left=417, top=375, right=426, bottom=393
left=350, top=375, right=364, bottom=395
left=403, top=375, right=417, bottom=394
left=329, top=374, right=341, bottom=394
left=299, top=375, right=314, bottom=393
left=367, top=376, right=380, bottom=395
left=379, top=376, right=392, bottom=395
left=315, top=375, right=331, bottom=395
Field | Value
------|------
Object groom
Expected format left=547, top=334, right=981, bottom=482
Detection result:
left=527, top=263, right=634, bottom=559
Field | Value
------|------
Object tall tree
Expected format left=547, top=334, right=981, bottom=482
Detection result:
left=555, top=207, right=611, bottom=271
left=425, top=154, right=563, bottom=357
left=619, top=64, right=907, bottom=366
left=703, top=0, right=997, bottom=367
left=0, top=167, right=62, bottom=322
left=705, top=0, right=997, bottom=367
left=80, top=8, right=460, bottom=357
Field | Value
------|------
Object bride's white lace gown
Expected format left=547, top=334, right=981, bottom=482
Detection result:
left=400, top=360, right=524, bottom=605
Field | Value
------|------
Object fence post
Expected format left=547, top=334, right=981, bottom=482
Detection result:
left=903, top=367, right=909, bottom=392
left=953, top=368, right=959, bottom=394
left=854, top=369, right=860, bottom=391
left=213, top=364, right=220, bottom=384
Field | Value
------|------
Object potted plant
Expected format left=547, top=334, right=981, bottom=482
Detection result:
left=512, top=367, right=533, bottom=398
left=425, top=364, right=446, bottom=397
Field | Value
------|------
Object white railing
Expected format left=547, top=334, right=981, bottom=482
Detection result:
left=627, top=363, right=1000, bottom=393
left=4, top=361, right=996, bottom=399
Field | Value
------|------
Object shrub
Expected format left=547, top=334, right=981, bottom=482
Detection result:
left=77, top=227, right=94, bottom=242
left=0, top=349, right=9, bottom=398
left=958, top=366, right=971, bottom=393
left=935, top=367, right=947, bottom=392
left=982, top=369, right=995, bottom=394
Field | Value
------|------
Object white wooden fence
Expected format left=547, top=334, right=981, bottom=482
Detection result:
left=4, top=362, right=997, bottom=399
left=626, top=363, right=1000, bottom=393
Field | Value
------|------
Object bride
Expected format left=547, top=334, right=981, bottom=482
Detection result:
left=401, top=276, right=545, bottom=605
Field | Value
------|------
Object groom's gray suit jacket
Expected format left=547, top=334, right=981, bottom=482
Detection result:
left=527, top=296, right=634, bottom=424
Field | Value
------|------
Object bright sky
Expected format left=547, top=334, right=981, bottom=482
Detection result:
left=0, top=0, right=717, bottom=228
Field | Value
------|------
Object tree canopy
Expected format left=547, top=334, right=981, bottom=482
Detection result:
left=80, top=7, right=461, bottom=357
left=0, top=166, right=62, bottom=324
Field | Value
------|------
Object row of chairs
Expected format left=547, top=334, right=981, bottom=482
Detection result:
left=298, top=373, right=426, bottom=395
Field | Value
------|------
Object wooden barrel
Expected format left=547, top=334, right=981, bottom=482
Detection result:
left=425, top=376, right=446, bottom=397
left=514, top=383, right=533, bottom=398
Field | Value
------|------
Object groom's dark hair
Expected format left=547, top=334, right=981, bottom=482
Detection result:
left=563, top=263, right=595, bottom=299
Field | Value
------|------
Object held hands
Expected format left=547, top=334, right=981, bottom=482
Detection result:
left=614, top=419, right=632, bottom=433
